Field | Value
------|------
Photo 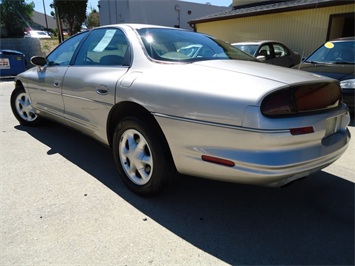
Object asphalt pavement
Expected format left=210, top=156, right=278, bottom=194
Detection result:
left=1, top=80, right=354, bottom=265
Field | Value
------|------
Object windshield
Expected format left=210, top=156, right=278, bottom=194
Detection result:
left=233, top=44, right=259, bottom=56
left=306, top=40, right=355, bottom=64
left=137, top=28, right=256, bottom=62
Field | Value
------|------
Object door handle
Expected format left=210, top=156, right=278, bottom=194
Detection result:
left=96, top=85, right=109, bottom=95
left=53, top=80, right=61, bottom=87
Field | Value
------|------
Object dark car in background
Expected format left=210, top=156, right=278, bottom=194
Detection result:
left=232, top=40, right=301, bottom=68
left=294, top=37, right=355, bottom=114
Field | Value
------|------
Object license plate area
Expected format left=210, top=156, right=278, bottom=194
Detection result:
left=325, top=116, right=339, bottom=137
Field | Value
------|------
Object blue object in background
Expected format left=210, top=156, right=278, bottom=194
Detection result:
left=0, top=50, right=26, bottom=77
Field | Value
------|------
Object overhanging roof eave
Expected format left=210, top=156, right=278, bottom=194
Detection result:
left=189, top=0, right=352, bottom=25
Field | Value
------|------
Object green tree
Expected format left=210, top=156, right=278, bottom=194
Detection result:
left=0, top=0, right=34, bottom=37
left=51, top=0, right=87, bottom=35
left=87, top=9, right=100, bottom=29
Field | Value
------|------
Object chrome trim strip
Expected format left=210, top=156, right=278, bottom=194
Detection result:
left=62, top=93, right=113, bottom=106
left=152, top=112, right=289, bottom=133
left=36, top=88, right=61, bottom=95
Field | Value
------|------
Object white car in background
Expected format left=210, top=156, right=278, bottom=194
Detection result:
left=25, top=30, right=51, bottom=39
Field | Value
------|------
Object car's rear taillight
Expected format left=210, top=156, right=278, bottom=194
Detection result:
left=261, top=89, right=295, bottom=116
left=261, top=82, right=341, bottom=117
left=290, top=126, right=314, bottom=135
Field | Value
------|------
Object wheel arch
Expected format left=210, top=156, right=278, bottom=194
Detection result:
left=107, top=101, right=176, bottom=170
left=11, top=79, right=42, bottom=126
left=15, top=79, right=25, bottom=90
left=107, top=101, right=177, bottom=182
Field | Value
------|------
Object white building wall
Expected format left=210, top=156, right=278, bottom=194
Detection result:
left=98, top=0, right=227, bottom=30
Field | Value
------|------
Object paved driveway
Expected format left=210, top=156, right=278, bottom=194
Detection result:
left=1, top=80, right=354, bottom=265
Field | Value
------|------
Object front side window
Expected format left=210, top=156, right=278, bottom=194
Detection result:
left=137, top=28, right=255, bottom=62
left=74, top=28, right=130, bottom=66
left=257, top=44, right=272, bottom=59
left=47, top=31, right=88, bottom=66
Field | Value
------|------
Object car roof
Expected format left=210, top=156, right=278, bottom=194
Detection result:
left=232, top=40, right=282, bottom=45
left=99, top=23, right=182, bottom=31
left=331, top=36, right=355, bottom=41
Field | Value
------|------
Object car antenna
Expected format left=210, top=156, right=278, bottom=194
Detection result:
left=297, top=50, right=305, bottom=70
left=298, top=1, right=319, bottom=70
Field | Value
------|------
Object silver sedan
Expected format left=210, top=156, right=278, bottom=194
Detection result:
left=232, top=40, right=301, bottom=68
left=11, top=24, right=351, bottom=195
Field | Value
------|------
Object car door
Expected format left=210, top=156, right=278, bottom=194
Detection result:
left=27, top=32, right=88, bottom=118
left=61, top=28, right=130, bottom=142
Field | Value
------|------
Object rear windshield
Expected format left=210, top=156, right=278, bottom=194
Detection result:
left=137, top=28, right=256, bottom=63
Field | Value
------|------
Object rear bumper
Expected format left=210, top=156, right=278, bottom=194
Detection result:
left=155, top=107, right=351, bottom=187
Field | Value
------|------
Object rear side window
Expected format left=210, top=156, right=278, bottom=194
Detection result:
left=74, top=28, right=130, bottom=66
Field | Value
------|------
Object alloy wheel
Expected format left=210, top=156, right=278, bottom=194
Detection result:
left=15, top=92, right=37, bottom=122
left=119, top=129, right=153, bottom=185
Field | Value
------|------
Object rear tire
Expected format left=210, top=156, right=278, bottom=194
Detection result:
left=10, top=85, right=41, bottom=126
left=113, top=117, right=171, bottom=196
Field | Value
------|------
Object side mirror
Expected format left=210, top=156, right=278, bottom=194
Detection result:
left=30, top=56, right=47, bottom=67
left=256, top=55, right=266, bottom=61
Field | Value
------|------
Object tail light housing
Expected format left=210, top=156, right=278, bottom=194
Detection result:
left=261, top=82, right=341, bottom=117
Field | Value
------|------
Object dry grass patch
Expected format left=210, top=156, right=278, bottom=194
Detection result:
left=39, top=38, right=61, bottom=56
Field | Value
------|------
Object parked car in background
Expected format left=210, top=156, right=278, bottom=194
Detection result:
left=232, top=41, right=301, bottom=67
left=293, top=37, right=355, bottom=114
left=45, top=30, right=54, bottom=37
left=24, top=30, right=51, bottom=39
left=11, top=24, right=350, bottom=195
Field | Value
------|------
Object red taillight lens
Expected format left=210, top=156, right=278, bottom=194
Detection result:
left=290, top=126, right=314, bottom=135
left=294, top=82, right=341, bottom=111
left=261, top=89, right=295, bottom=116
left=261, top=82, right=341, bottom=117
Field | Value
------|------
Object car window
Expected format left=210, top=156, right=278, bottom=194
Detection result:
left=137, top=28, right=255, bottom=62
left=36, top=31, right=47, bottom=36
left=273, top=43, right=289, bottom=57
left=306, top=40, right=355, bottom=64
left=257, top=44, right=273, bottom=59
left=234, top=44, right=259, bottom=56
left=47, top=32, right=88, bottom=66
left=74, top=28, right=130, bottom=66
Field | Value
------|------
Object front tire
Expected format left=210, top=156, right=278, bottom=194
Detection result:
left=113, top=117, right=171, bottom=196
left=10, top=85, right=41, bottom=126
